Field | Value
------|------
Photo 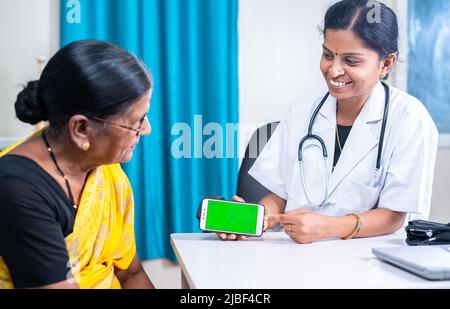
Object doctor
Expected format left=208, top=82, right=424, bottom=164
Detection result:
left=219, top=0, right=438, bottom=243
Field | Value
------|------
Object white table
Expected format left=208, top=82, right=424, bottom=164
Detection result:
left=170, top=231, right=450, bottom=289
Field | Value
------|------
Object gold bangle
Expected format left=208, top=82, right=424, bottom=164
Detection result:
left=341, top=213, right=362, bottom=240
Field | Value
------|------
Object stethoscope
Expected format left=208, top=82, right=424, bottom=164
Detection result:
left=298, top=81, right=390, bottom=207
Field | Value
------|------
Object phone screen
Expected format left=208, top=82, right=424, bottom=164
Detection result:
left=205, top=199, right=261, bottom=235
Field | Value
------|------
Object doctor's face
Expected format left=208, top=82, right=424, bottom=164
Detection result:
left=320, top=29, right=386, bottom=103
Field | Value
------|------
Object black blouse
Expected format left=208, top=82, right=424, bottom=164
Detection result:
left=333, top=124, right=352, bottom=167
left=0, top=155, right=75, bottom=288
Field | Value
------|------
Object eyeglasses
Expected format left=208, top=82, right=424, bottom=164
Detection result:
left=90, top=116, right=146, bottom=137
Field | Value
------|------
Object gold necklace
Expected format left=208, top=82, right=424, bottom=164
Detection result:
left=41, top=130, right=78, bottom=212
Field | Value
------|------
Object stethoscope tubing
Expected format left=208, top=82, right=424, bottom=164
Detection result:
left=298, top=82, right=390, bottom=206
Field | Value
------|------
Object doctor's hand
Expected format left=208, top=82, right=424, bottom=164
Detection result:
left=267, top=209, right=330, bottom=244
left=217, top=195, right=275, bottom=241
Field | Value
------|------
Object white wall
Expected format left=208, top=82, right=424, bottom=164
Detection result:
left=430, top=149, right=450, bottom=222
left=238, top=0, right=330, bottom=157
left=0, top=0, right=60, bottom=148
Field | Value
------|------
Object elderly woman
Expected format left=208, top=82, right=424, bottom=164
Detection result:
left=0, top=40, right=154, bottom=289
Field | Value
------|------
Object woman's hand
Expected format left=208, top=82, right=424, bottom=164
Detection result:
left=267, top=209, right=331, bottom=244
left=217, top=195, right=276, bottom=241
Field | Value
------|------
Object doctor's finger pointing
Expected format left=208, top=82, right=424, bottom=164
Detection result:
left=267, top=214, right=296, bottom=225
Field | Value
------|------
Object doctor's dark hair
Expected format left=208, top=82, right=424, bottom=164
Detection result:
left=15, top=40, right=152, bottom=129
left=323, top=0, right=399, bottom=63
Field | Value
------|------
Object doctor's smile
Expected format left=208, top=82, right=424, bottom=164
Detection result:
left=329, top=80, right=352, bottom=89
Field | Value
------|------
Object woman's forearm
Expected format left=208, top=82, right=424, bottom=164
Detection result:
left=121, top=268, right=154, bottom=289
left=325, top=208, right=407, bottom=239
left=116, top=256, right=155, bottom=289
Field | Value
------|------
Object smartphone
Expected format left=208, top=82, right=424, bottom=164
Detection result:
left=199, top=198, right=265, bottom=237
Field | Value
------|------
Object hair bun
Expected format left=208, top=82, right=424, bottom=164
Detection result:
left=15, top=80, right=47, bottom=124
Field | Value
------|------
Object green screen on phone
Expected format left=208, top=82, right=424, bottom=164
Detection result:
left=205, top=200, right=260, bottom=234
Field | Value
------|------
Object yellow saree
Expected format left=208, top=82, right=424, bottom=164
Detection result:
left=0, top=129, right=136, bottom=289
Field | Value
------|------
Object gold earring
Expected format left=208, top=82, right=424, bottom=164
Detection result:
left=82, top=142, right=90, bottom=151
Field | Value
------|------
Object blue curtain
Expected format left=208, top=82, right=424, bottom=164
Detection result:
left=60, top=0, right=238, bottom=261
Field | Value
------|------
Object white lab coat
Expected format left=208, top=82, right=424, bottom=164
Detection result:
left=249, top=81, right=438, bottom=220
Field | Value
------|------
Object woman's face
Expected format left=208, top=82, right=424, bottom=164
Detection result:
left=93, top=90, right=152, bottom=164
left=320, top=29, right=385, bottom=102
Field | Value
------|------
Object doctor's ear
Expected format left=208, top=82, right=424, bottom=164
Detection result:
left=380, top=52, right=398, bottom=80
